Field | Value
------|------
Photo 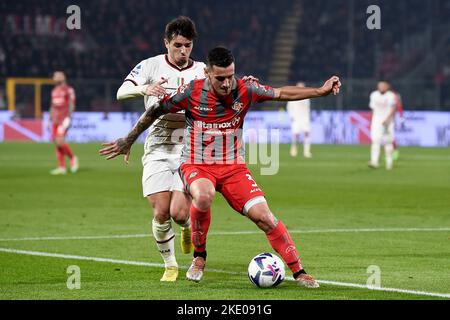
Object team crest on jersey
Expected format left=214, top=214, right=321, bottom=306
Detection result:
left=189, top=172, right=198, bottom=179
left=232, top=102, right=243, bottom=112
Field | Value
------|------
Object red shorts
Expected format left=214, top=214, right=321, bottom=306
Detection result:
left=51, top=123, right=68, bottom=139
left=179, top=163, right=265, bottom=214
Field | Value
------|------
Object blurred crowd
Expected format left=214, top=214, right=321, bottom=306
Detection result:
left=0, top=0, right=289, bottom=80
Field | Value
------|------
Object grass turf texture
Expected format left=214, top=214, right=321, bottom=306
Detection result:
left=0, top=142, right=449, bottom=300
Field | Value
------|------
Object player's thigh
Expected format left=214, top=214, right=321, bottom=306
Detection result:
left=179, top=164, right=217, bottom=199
left=371, top=123, right=383, bottom=143
left=291, top=120, right=301, bottom=135
left=383, top=122, right=395, bottom=144
left=219, top=166, right=265, bottom=215
left=142, top=160, right=174, bottom=197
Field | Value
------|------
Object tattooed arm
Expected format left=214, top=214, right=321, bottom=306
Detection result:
left=99, top=103, right=167, bottom=163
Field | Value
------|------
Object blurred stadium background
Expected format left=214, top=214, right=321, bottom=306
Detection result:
left=1, top=0, right=450, bottom=120
left=1, top=0, right=450, bottom=300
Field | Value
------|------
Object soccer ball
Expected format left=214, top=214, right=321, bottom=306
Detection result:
left=248, top=252, right=285, bottom=288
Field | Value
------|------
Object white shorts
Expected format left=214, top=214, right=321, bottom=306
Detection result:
left=371, top=121, right=395, bottom=144
left=291, top=118, right=310, bottom=134
left=142, top=156, right=185, bottom=197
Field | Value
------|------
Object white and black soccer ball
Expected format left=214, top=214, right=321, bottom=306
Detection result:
left=248, top=252, right=285, bottom=288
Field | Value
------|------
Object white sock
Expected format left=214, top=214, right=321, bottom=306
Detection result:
left=152, top=219, right=177, bottom=268
left=385, top=143, right=394, bottom=169
left=371, top=143, right=380, bottom=165
left=303, top=136, right=311, bottom=155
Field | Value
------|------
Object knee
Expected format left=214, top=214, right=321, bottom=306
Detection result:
left=193, top=189, right=215, bottom=211
left=148, top=199, right=170, bottom=223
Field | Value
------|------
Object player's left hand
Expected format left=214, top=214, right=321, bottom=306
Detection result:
left=319, top=76, right=341, bottom=96
left=99, top=138, right=132, bottom=164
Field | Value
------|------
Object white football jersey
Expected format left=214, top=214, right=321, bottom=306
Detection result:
left=124, top=54, right=206, bottom=160
left=369, top=90, right=396, bottom=124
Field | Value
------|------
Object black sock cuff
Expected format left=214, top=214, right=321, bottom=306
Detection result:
left=193, top=250, right=207, bottom=260
left=293, top=269, right=307, bottom=279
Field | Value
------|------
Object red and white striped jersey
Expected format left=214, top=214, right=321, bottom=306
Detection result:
left=125, top=54, right=206, bottom=160
left=160, top=78, right=275, bottom=164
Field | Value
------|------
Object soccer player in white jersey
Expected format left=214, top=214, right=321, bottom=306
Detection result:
left=368, top=81, right=397, bottom=170
left=287, top=82, right=312, bottom=158
left=115, top=16, right=206, bottom=281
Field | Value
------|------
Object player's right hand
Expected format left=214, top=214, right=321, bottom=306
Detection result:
left=99, top=138, right=132, bottom=164
left=319, top=76, right=341, bottom=96
left=144, top=77, right=168, bottom=98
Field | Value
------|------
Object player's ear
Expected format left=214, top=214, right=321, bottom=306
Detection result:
left=164, top=38, right=170, bottom=50
left=204, top=67, right=209, bottom=78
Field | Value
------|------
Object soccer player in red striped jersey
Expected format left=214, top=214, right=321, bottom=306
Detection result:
left=49, top=71, right=78, bottom=175
left=101, top=47, right=341, bottom=288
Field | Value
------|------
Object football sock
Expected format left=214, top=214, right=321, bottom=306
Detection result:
left=370, top=142, right=381, bottom=165
left=62, top=143, right=74, bottom=159
left=190, top=204, right=211, bottom=253
left=152, top=219, right=177, bottom=268
left=266, top=221, right=303, bottom=274
left=385, top=143, right=394, bottom=169
left=193, top=250, right=207, bottom=260
left=56, top=146, right=65, bottom=168
left=293, top=269, right=307, bottom=279
left=304, top=135, right=311, bottom=155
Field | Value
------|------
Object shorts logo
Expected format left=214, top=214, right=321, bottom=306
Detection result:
left=232, top=102, right=243, bottom=112
left=189, top=172, right=198, bottom=179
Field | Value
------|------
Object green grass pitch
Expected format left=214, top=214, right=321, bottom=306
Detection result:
left=0, top=142, right=449, bottom=300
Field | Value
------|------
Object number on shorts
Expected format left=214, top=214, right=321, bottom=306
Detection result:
left=246, top=173, right=258, bottom=187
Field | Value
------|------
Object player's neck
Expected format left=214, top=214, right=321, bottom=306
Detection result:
left=166, top=54, right=190, bottom=70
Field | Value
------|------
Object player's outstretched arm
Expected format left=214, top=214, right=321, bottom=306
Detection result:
left=273, top=76, right=341, bottom=101
left=99, top=103, right=167, bottom=162
left=116, top=78, right=168, bottom=101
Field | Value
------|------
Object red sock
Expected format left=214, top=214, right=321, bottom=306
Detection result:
left=56, top=146, right=65, bottom=168
left=62, top=143, right=74, bottom=159
left=190, top=204, right=211, bottom=253
left=266, top=221, right=303, bottom=274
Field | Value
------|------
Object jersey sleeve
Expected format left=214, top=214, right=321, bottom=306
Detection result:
left=247, top=81, right=275, bottom=103
left=369, top=92, right=376, bottom=109
left=68, top=87, right=76, bottom=105
left=388, top=92, right=397, bottom=110
left=159, top=81, right=193, bottom=113
left=124, top=59, right=150, bottom=86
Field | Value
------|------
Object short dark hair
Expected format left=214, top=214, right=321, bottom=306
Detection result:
left=207, top=46, right=234, bottom=69
left=165, top=16, right=198, bottom=41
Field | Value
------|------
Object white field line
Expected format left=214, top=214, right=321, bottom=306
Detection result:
left=0, top=247, right=449, bottom=299
left=0, top=227, right=449, bottom=242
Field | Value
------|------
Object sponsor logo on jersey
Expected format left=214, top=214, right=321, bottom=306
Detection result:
left=193, top=105, right=213, bottom=112
left=232, top=102, right=243, bottom=112
left=130, top=64, right=141, bottom=77
left=195, top=117, right=241, bottom=130
left=250, top=188, right=261, bottom=193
